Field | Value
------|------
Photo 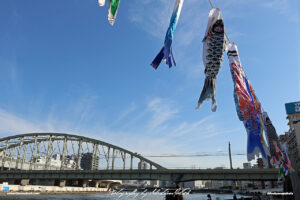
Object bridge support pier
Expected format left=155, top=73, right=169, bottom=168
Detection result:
left=95, top=181, right=101, bottom=188
left=59, top=180, right=66, bottom=187
left=106, top=183, right=112, bottom=191
left=20, top=179, right=30, bottom=186
left=80, top=179, right=88, bottom=188
left=165, top=182, right=184, bottom=200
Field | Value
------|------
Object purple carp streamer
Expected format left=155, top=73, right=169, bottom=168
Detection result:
left=226, top=42, right=269, bottom=161
left=151, top=0, right=184, bottom=69
left=263, top=112, right=292, bottom=176
left=196, top=8, right=226, bottom=112
left=98, top=0, right=120, bottom=26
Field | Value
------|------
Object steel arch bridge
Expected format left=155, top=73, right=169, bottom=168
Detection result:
left=0, top=133, right=279, bottom=183
left=0, top=133, right=165, bottom=171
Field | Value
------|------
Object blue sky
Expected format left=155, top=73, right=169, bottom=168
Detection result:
left=0, top=0, right=299, bottom=168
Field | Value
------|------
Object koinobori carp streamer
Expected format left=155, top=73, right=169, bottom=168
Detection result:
left=98, top=0, right=120, bottom=26
left=196, top=8, right=226, bottom=112
left=263, top=112, right=292, bottom=176
left=151, top=0, right=184, bottom=69
left=226, top=42, right=269, bottom=161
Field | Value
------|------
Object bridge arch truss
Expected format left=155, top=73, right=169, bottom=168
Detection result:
left=0, top=133, right=164, bottom=171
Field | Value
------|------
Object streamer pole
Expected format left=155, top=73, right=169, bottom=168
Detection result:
left=208, top=0, right=214, bottom=8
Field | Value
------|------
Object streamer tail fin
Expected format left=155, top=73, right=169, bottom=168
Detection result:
left=196, top=77, right=217, bottom=112
left=151, top=47, right=164, bottom=69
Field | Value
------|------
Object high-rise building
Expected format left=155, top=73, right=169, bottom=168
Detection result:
left=285, top=101, right=300, bottom=170
left=80, top=153, right=99, bottom=170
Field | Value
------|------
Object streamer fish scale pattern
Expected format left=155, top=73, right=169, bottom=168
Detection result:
left=205, top=21, right=225, bottom=78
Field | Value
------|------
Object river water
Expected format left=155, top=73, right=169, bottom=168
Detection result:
left=0, top=193, right=251, bottom=200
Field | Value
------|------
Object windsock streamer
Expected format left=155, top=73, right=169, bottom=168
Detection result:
left=263, top=112, right=280, bottom=161
left=263, top=112, right=293, bottom=175
left=196, top=8, right=226, bottom=112
left=275, top=142, right=293, bottom=176
left=226, top=42, right=269, bottom=161
left=151, top=0, right=184, bottom=69
left=98, top=0, right=120, bottom=26
left=275, top=145, right=290, bottom=177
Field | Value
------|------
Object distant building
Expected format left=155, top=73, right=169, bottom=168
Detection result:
left=35, top=156, right=61, bottom=168
left=285, top=101, right=300, bottom=170
left=136, top=161, right=148, bottom=186
left=194, top=181, right=205, bottom=189
left=146, top=180, right=159, bottom=187
left=242, top=163, right=251, bottom=189
left=122, top=161, right=152, bottom=187
left=51, top=154, right=62, bottom=167
left=209, top=167, right=226, bottom=189
left=122, top=180, right=138, bottom=186
left=183, top=181, right=195, bottom=189
left=159, top=180, right=167, bottom=188
left=64, top=155, right=77, bottom=169
left=52, top=154, right=61, bottom=161
left=204, top=180, right=213, bottom=188
left=252, top=164, right=258, bottom=168
left=138, top=161, right=148, bottom=169
left=80, top=153, right=99, bottom=170
left=279, top=132, right=289, bottom=144
left=243, top=162, right=251, bottom=169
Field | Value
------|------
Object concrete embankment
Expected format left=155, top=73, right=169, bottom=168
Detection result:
left=0, top=184, right=108, bottom=193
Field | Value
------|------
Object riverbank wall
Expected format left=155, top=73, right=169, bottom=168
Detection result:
left=0, top=184, right=108, bottom=193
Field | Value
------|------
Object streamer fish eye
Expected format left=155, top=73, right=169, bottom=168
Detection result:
left=212, top=20, right=224, bottom=33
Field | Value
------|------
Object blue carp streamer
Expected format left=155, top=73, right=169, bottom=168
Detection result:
left=151, top=0, right=184, bottom=69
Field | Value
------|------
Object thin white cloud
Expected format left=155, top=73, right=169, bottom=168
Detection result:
left=111, top=102, right=137, bottom=126
left=262, top=0, right=299, bottom=23
left=129, top=0, right=172, bottom=39
left=0, top=59, right=20, bottom=93
left=170, top=115, right=213, bottom=138
left=0, top=97, right=241, bottom=168
left=147, top=97, right=178, bottom=129
left=0, top=109, right=45, bottom=134
left=201, top=128, right=242, bottom=139
left=71, top=95, right=99, bottom=125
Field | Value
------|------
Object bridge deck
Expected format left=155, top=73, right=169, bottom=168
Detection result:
left=0, top=169, right=279, bottom=182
